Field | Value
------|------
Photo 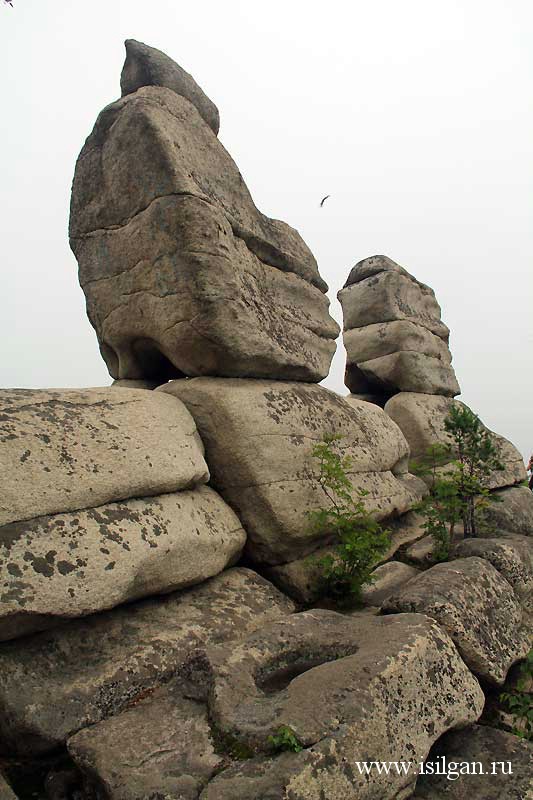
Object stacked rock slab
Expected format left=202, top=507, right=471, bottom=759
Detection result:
left=157, top=379, right=427, bottom=565
left=338, top=255, right=460, bottom=401
left=0, top=387, right=246, bottom=640
left=69, top=40, right=339, bottom=383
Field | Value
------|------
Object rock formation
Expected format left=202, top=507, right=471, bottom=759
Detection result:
left=414, top=725, right=533, bottom=799
left=1, top=40, right=532, bottom=800
left=338, top=255, right=460, bottom=401
left=385, top=391, right=527, bottom=489
left=69, top=43, right=339, bottom=383
left=157, top=379, right=426, bottom=564
left=0, top=388, right=245, bottom=640
left=338, top=255, right=528, bottom=535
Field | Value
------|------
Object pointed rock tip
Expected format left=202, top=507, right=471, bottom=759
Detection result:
left=120, top=38, right=220, bottom=135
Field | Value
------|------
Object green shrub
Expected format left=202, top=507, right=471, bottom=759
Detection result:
left=308, top=434, right=391, bottom=607
left=500, top=649, right=533, bottom=741
left=267, top=725, right=303, bottom=753
left=412, top=406, right=504, bottom=556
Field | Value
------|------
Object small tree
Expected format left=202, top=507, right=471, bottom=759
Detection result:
left=413, top=406, right=504, bottom=555
left=500, top=650, right=533, bottom=741
left=444, top=405, right=503, bottom=537
left=412, top=444, right=462, bottom=561
left=308, top=434, right=391, bottom=606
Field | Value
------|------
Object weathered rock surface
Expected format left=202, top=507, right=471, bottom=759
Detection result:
left=452, top=535, right=533, bottom=598
left=382, top=557, right=530, bottom=685
left=200, top=610, right=483, bottom=800
left=415, top=725, right=533, bottom=799
left=480, top=485, right=533, bottom=536
left=158, top=379, right=426, bottom=564
left=68, top=682, right=222, bottom=800
left=121, top=39, right=220, bottom=134
left=338, top=255, right=460, bottom=397
left=405, top=533, right=440, bottom=566
left=343, top=320, right=453, bottom=366
left=385, top=392, right=527, bottom=490
left=70, top=59, right=339, bottom=382
left=353, top=351, right=461, bottom=396
left=360, top=561, right=420, bottom=606
left=0, top=568, right=294, bottom=755
left=0, top=486, right=245, bottom=641
left=0, top=388, right=207, bottom=527
left=266, top=511, right=426, bottom=603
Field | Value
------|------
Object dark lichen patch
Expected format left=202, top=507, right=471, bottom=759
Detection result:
left=57, top=560, right=77, bottom=576
left=23, top=551, right=55, bottom=578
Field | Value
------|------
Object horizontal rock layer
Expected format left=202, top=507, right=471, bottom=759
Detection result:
left=68, top=683, right=221, bottom=800
left=338, top=255, right=460, bottom=397
left=480, top=485, right=533, bottom=536
left=157, top=380, right=426, bottom=564
left=0, top=387, right=207, bottom=527
left=0, top=486, right=245, bottom=641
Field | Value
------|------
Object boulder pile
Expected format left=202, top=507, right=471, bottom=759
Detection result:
left=338, top=254, right=460, bottom=401
left=0, top=40, right=531, bottom=800
left=338, top=253, right=529, bottom=533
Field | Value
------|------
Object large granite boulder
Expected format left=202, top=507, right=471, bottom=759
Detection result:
left=415, top=725, right=533, bottom=799
left=0, top=486, right=245, bottom=641
left=0, top=568, right=294, bottom=755
left=199, top=611, right=483, bottom=800
left=384, top=392, right=526, bottom=490
left=157, top=379, right=426, bottom=564
left=479, top=485, right=533, bottom=536
left=69, top=45, right=339, bottom=383
left=68, top=682, right=222, bottom=800
left=120, top=39, right=220, bottom=134
left=0, top=387, right=207, bottom=526
left=452, top=535, right=533, bottom=598
left=338, top=255, right=460, bottom=398
left=382, top=557, right=530, bottom=685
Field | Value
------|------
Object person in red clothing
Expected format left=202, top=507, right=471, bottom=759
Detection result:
left=528, top=454, right=533, bottom=490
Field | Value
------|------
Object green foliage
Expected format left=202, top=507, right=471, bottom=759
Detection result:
left=308, top=434, right=391, bottom=607
left=443, top=405, right=504, bottom=537
left=412, top=406, right=504, bottom=555
left=412, top=444, right=461, bottom=561
left=500, top=650, right=533, bottom=740
left=267, top=725, right=303, bottom=753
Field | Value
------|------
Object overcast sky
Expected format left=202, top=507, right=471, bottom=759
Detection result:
left=1, top=1, right=531, bottom=461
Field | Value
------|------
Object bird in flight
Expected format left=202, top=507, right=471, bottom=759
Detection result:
left=320, top=195, right=330, bottom=207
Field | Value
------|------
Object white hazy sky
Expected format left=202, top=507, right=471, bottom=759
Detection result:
left=1, top=1, right=531, bottom=461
